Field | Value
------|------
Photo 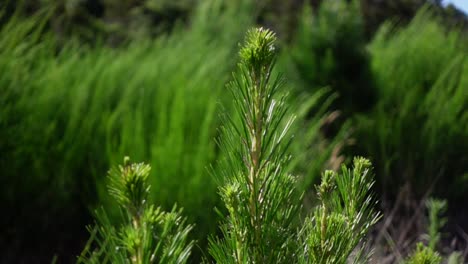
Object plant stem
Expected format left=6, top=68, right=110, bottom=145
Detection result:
left=131, top=207, right=143, bottom=264
left=248, top=70, right=265, bottom=263
left=321, top=204, right=327, bottom=250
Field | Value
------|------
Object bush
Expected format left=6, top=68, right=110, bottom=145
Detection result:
left=290, top=0, right=376, bottom=117
left=355, top=7, right=468, bottom=198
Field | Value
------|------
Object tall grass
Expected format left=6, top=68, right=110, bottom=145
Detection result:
left=0, top=1, right=252, bottom=261
left=356, top=8, right=468, bottom=198
left=0, top=1, right=343, bottom=261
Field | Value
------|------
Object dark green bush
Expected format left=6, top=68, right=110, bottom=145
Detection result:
left=1, top=0, right=196, bottom=43
left=355, top=8, right=468, bottom=198
left=290, top=0, right=376, bottom=117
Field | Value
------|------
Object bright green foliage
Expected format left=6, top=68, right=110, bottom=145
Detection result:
left=400, top=198, right=450, bottom=263
left=357, top=7, right=468, bottom=197
left=0, top=1, right=252, bottom=258
left=78, top=158, right=193, bottom=264
left=299, top=157, right=381, bottom=264
left=209, top=27, right=302, bottom=263
left=1, top=2, right=385, bottom=261
left=239, top=27, right=277, bottom=75
left=209, top=27, right=380, bottom=264
left=405, top=243, right=442, bottom=264
left=107, top=157, right=152, bottom=212
left=426, top=199, right=447, bottom=250
left=284, top=86, right=347, bottom=193
left=0, top=1, right=343, bottom=260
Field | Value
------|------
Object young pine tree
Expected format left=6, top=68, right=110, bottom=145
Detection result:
left=208, top=27, right=303, bottom=263
left=78, top=27, right=381, bottom=264
left=78, top=157, right=193, bottom=264
left=299, top=158, right=381, bottom=264
left=208, top=27, right=381, bottom=264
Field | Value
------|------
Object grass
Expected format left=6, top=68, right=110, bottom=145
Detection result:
left=0, top=1, right=252, bottom=261
left=355, top=7, right=468, bottom=198
left=0, top=1, right=341, bottom=262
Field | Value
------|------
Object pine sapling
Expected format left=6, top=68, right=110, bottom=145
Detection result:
left=208, top=27, right=302, bottom=263
left=78, top=157, right=193, bottom=264
left=426, top=198, right=447, bottom=251
left=209, top=27, right=381, bottom=264
left=78, top=27, right=382, bottom=264
left=403, top=198, right=447, bottom=264
left=299, top=157, right=381, bottom=264
left=405, top=243, right=442, bottom=264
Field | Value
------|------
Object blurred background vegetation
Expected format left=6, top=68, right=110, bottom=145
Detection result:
left=0, top=0, right=467, bottom=263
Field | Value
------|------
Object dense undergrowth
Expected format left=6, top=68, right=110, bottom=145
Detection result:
left=0, top=0, right=467, bottom=263
left=0, top=1, right=249, bottom=261
left=360, top=9, right=468, bottom=198
left=79, top=28, right=382, bottom=263
left=288, top=2, right=468, bottom=200
left=0, top=1, right=339, bottom=262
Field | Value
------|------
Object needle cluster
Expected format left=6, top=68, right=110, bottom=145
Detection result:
left=79, top=157, right=193, bottom=264
left=209, top=28, right=381, bottom=264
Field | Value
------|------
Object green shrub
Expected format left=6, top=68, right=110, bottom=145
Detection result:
left=405, top=243, right=442, bottom=264
left=355, top=7, right=468, bottom=197
left=290, top=0, right=375, bottom=116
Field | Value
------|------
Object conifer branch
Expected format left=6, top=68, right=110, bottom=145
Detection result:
left=209, top=27, right=302, bottom=264
left=79, top=157, right=193, bottom=264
